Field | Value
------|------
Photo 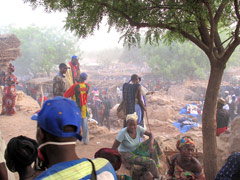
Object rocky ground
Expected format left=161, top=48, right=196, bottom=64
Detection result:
left=0, top=80, right=237, bottom=178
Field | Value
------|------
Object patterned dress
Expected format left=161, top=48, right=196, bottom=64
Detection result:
left=1, top=74, right=18, bottom=115
left=215, top=152, right=240, bottom=180
left=167, top=155, right=205, bottom=180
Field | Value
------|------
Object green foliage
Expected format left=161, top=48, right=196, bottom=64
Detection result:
left=120, top=41, right=210, bottom=80
left=23, top=0, right=236, bottom=47
left=1, top=25, right=79, bottom=77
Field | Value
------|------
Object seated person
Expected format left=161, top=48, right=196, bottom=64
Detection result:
left=4, top=135, right=41, bottom=180
left=32, top=96, right=117, bottom=180
left=112, top=112, right=162, bottom=179
left=167, top=136, right=205, bottom=180
left=215, top=152, right=240, bottom=180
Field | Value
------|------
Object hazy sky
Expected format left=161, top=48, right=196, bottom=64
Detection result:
left=0, top=0, right=122, bottom=51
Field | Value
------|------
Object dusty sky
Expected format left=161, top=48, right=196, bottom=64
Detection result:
left=0, top=0, right=122, bottom=51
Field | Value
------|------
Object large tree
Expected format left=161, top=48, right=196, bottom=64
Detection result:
left=24, top=0, right=240, bottom=179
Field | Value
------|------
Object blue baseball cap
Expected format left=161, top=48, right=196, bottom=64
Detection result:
left=72, top=55, right=78, bottom=60
left=32, top=97, right=82, bottom=141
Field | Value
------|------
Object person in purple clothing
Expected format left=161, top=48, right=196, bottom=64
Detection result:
left=215, top=152, right=240, bottom=180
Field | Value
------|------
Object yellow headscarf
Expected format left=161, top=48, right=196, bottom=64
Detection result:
left=126, top=112, right=138, bottom=122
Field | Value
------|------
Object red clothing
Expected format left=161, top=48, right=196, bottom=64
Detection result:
left=1, top=74, right=18, bottom=115
left=38, top=96, right=47, bottom=105
left=216, top=127, right=228, bottom=136
left=69, top=61, right=79, bottom=80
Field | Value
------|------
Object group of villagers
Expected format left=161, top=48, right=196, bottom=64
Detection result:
left=0, top=66, right=207, bottom=180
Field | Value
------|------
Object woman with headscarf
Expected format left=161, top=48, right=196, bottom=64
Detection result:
left=167, top=136, right=205, bottom=180
left=1, top=63, right=18, bottom=115
left=112, top=112, right=162, bottom=179
left=4, top=136, right=42, bottom=180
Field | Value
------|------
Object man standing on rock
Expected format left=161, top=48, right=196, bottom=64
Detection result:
left=65, top=55, right=80, bottom=90
left=53, top=63, right=69, bottom=97
left=64, top=72, right=90, bottom=145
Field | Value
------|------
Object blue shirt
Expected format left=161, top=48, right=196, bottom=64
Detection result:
left=117, top=125, right=146, bottom=152
left=35, top=158, right=117, bottom=180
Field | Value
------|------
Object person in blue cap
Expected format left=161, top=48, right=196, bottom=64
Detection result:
left=65, top=55, right=80, bottom=90
left=32, top=97, right=117, bottom=180
left=64, top=72, right=90, bottom=145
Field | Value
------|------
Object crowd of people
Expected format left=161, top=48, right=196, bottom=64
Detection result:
left=1, top=56, right=240, bottom=179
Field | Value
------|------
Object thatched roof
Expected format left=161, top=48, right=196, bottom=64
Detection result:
left=0, top=34, right=21, bottom=61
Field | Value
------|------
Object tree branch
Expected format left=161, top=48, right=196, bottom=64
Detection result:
left=221, top=38, right=240, bottom=64
left=234, top=0, right=240, bottom=40
left=203, top=0, right=214, bottom=51
left=214, top=0, right=228, bottom=24
left=98, top=1, right=209, bottom=53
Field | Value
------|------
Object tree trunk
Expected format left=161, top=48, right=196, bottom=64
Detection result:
left=202, top=62, right=225, bottom=180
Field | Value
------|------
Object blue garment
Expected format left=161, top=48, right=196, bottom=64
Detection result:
left=117, top=125, right=146, bottom=152
left=35, top=158, right=117, bottom=180
left=173, top=117, right=198, bottom=133
left=82, top=118, right=89, bottom=145
left=135, top=104, right=143, bottom=126
left=215, top=152, right=240, bottom=180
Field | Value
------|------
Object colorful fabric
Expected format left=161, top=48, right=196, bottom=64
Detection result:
left=53, top=73, right=66, bottom=97
left=35, top=158, right=117, bottom=180
left=120, top=139, right=162, bottom=178
left=1, top=73, right=18, bottom=115
left=64, top=82, right=90, bottom=118
left=215, top=152, right=240, bottom=180
left=167, top=155, right=205, bottom=180
left=179, top=103, right=202, bottom=117
left=176, top=136, right=195, bottom=150
left=117, top=125, right=146, bottom=152
left=119, top=175, right=132, bottom=180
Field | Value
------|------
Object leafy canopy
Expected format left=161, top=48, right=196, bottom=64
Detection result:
left=1, top=25, right=78, bottom=78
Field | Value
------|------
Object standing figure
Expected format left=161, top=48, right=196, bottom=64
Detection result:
left=53, top=63, right=69, bottom=97
left=102, top=95, right=112, bottom=130
left=64, top=72, right=90, bottom=145
left=122, top=74, right=146, bottom=127
left=65, top=55, right=81, bottom=90
left=1, top=64, right=18, bottom=115
left=216, top=98, right=230, bottom=136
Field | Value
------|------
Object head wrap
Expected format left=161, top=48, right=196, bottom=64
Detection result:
left=94, top=148, right=122, bottom=171
left=8, top=63, right=15, bottom=72
left=176, top=136, right=195, bottom=150
left=126, top=112, right=138, bottom=122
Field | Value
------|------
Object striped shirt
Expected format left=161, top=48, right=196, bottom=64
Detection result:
left=35, top=158, right=117, bottom=180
